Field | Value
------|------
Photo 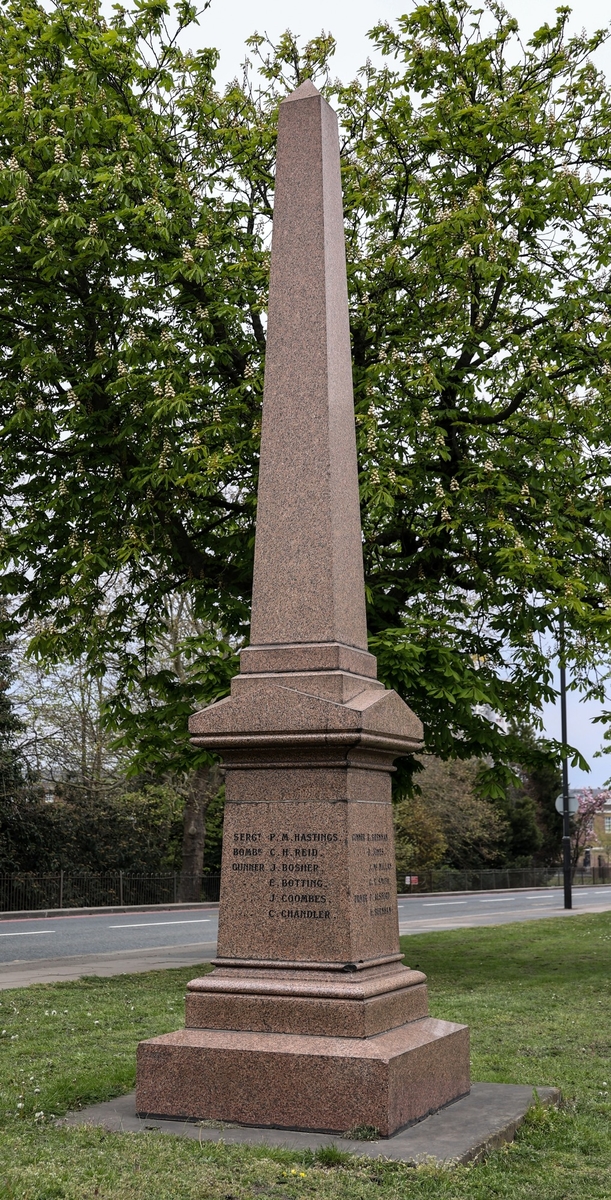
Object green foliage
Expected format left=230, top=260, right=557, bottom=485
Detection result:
left=0, top=781, right=185, bottom=873
left=0, top=625, right=23, bottom=799
left=400, top=754, right=511, bottom=867
left=503, top=723, right=563, bottom=864
left=393, top=792, right=448, bottom=872
left=0, top=0, right=270, bottom=774
left=340, top=1, right=611, bottom=789
left=201, top=780, right=224, bottom=873
left=528, top=755, right=564, bottom=864
left=2, top=1, right=611, bottom=798
left=494, top=783, right=543, bottom=865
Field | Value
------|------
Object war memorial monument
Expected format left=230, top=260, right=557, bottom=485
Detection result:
left=135, top=79, right=471, bottom=1137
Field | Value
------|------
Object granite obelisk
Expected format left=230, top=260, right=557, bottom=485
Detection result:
left=136, top=80, right=470, bottom=1137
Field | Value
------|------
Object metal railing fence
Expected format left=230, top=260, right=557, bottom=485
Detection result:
left=0, top=872, right=221, bottom=912
left=398, top=865, right=611, bottom=892
left=1, top=864, right=609, bottom=911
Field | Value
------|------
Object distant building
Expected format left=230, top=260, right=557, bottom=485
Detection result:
left=580, top=793, right=611, bottom=878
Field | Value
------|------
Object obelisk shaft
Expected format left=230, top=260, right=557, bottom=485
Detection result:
left=250, top=80, right=368, bottom=652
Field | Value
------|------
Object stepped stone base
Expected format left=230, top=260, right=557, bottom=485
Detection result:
left=136, top=1016, right=469, bottom=1138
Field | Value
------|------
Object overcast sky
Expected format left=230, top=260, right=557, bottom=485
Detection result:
left=190, top=0, right=611, bottom=87
left=185, top=0, right=611, bottom=785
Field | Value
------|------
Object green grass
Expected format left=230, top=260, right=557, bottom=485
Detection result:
left=0, top=913, right=610, bottom=1198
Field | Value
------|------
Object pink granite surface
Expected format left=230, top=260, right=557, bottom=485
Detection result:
left=136, top=1019, right=470, bottom=1137
left=185, top=981, right=429, bottom=1037
left=186, top=966, right=426, bottom=998
left=240, top=643, right=378, bottom=678
left=185, top=965, right=429, bottom=1038
left=189, top=671, right=423, bottom=750
left=215, top=791, right=399, bottom=967
left=249, top=81, right=367, bottom=651
left=138, top=80, right=469, bottom=1135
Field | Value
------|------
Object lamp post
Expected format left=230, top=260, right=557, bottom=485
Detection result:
left=559, top=613, right=572, bottom=910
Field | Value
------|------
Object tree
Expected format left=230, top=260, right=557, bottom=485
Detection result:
left=509, top=725, right=562, bottom=863
left=3, top=1, right=611, bottom=806
left=409, top=755, right=508, bottom=867
left=0, top=0, right=265, bottom=766
left=393, top=793, right=448, bottom=874
left=336, top=1, right=611, bottom=794
left=177, top=762, right=220, bottom=900
left=12, top=643, right=127, bottom=791
left=0, top=617, right=24, bottom=800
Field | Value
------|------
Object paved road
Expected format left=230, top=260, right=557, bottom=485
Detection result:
left=398, top=885, right=611, bottom=933
left=1, top=887, right=610, bottom=988
left=0, top=910, right=219, bottom=963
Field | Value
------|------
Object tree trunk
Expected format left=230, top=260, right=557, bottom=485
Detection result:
left=177, top=764, right=221, bottom=902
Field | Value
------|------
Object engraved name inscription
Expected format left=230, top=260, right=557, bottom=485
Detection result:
left=228, top=824, right=395, bottom=922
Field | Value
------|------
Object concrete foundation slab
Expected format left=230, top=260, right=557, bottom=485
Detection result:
left=61, top=1082, right=560, bottom=1166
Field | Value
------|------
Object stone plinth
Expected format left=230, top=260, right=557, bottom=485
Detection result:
left=137, top=1020, right=469, bottom=1138
left=136, top=79, right=470, bottom=1137
left=136, top=656, right=470, bottom=1133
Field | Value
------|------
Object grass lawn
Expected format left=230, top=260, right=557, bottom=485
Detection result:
left=0, top=912, right=609, bottom=1199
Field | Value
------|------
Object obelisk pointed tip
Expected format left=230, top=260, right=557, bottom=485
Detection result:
left=283, top=78, right=321, bottom=103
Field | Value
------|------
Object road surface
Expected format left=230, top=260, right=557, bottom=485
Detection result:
left=1, top=886, right=610, bottom=988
